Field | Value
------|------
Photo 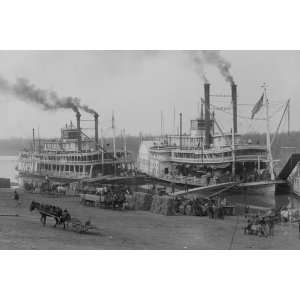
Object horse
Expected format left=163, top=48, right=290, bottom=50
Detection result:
left=57, top=185, right=67, bottom=195
left=30, top=201, right=49, bottom=226
left=60, top=210, right=72, bottom=229
left=30, top=201, right=69, bottom=228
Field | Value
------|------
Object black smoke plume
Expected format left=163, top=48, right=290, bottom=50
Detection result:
left=201, top=50, right=235, bottom=84
left=189, top=51, right=209, bottom=83
left=0, top=76, right=96, bottom=114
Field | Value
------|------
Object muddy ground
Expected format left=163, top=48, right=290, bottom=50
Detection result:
left=0, top=188, right=299, bottom=249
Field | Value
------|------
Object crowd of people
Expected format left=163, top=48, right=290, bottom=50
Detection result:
left=173, top=196, right=233, bottom=218
left=244, top=214, right=276, bottom=237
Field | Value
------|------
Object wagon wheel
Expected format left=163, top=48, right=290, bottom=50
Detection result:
left=72, top=223, right=83, bottom=233
left=82, top=226, right=89, bottom=233
left=71, top=218, right=83, bottom=233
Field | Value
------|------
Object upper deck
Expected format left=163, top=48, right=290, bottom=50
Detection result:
left=140, top=133, right=268, bottom=166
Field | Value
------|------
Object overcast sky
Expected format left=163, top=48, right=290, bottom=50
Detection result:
left=0, top=50, right=298, bottom=139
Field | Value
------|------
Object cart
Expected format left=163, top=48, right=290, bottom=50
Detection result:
left=69, top=218, right=98, bottom=233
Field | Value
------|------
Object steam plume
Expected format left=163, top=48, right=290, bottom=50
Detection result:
left=201, top=50, right=234, bottom=84
left=189, top=51, right=209, bottom=83
left=0, top=76, right=96, bottom=114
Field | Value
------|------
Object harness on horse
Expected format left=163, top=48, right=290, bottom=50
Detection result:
left=30, top=201, right=71, bottom=228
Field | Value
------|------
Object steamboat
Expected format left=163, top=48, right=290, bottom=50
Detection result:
left=16, top=111, right=135, bottom=189
left=137, top=83, right=285, bottom=203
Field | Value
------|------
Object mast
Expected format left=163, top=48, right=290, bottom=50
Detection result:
left=263, top=83, right=275, bottom=180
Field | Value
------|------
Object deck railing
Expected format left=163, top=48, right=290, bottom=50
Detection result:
left=170, top=155, right=268, bottom=164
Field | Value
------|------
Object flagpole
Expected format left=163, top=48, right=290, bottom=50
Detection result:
left=262, top=83, right=275, bottom=180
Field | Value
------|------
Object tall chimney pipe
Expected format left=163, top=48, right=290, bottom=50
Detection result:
left=204, top=83, right=210, bottom=148
left=179, top=112, right=182, bottom=150
left=76, top=112, right=82, bottom=152
left=231, top=83, right=237, bottom=134
left=94, top=112, right=99, bottom=150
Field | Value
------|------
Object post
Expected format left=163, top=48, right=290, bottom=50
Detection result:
left=94, top=112, right=99, bottom=150
left=288, top=99, right=290, bottom=135
left=32, top=128, right=36, bottom=152
left=231, top=83, right=238, bottom=134
left=101, top=128, right=104, bottom=175
left=179, top=112, right=183, bottom=150
left=123, top=128, right=127, bottom=161
left=76, top=112, right=82, bottom=152
left=232, top=127, right=236, bottom=179
left=37, top=126, right=41, bottom=153
left=263, top=84, right=275, bottom=180
left=204, top=83, right=210, bottom=148
left=173, top=105, right=176, bottom=135
left=112, top=111, right=116, bottom=176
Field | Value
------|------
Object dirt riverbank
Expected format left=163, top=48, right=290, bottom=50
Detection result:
left=0, top=188, right=299, bottom=249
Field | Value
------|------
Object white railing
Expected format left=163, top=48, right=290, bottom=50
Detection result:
left=171, top=155, right=267, bottom=164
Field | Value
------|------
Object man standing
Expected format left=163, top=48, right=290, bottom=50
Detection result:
left=14, top=190, right=21, bottom=207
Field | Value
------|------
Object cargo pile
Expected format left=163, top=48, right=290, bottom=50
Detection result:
left=150, top=195, right=175, bottom=216
left=0, top=178, right=10, bottom=188
left=125, top=192, right=153, bottom=211
left=134, top=192, right=153, bottom=210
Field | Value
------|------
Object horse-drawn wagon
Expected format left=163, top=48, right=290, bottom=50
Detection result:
left=30, top=201, right=98, bottom=234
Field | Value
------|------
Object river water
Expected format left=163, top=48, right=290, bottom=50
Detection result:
left=0, top=155, right=18, bottom=182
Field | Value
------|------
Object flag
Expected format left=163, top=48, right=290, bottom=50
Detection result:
left=251, top=94, right=264, bottom=119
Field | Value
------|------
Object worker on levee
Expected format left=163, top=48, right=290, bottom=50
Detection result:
left=14, top=190, right=22, bottom=207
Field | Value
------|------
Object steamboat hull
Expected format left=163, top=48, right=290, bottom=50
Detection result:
left=230, top=181, right=277, bottom=208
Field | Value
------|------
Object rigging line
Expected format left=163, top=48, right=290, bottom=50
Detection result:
left=215, top=102, right=285, bottom=121
left=218, top=109, right=266, bottom=121
left=269, top=103, right=286, bottom=120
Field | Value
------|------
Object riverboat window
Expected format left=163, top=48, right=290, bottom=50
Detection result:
left=236, top=149, right=265, bottom=156
left=65, top=165, right=69, bottom=171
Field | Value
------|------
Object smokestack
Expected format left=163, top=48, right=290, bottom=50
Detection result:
left=179, top=112, right=182, bottom=150
left=231, top=83, right=237, bottom=134
left=94, top=112, right=99, bottom=150
left=204, top=83, right=210, bottom=148
left=76, top=112, right=82, bottom=152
